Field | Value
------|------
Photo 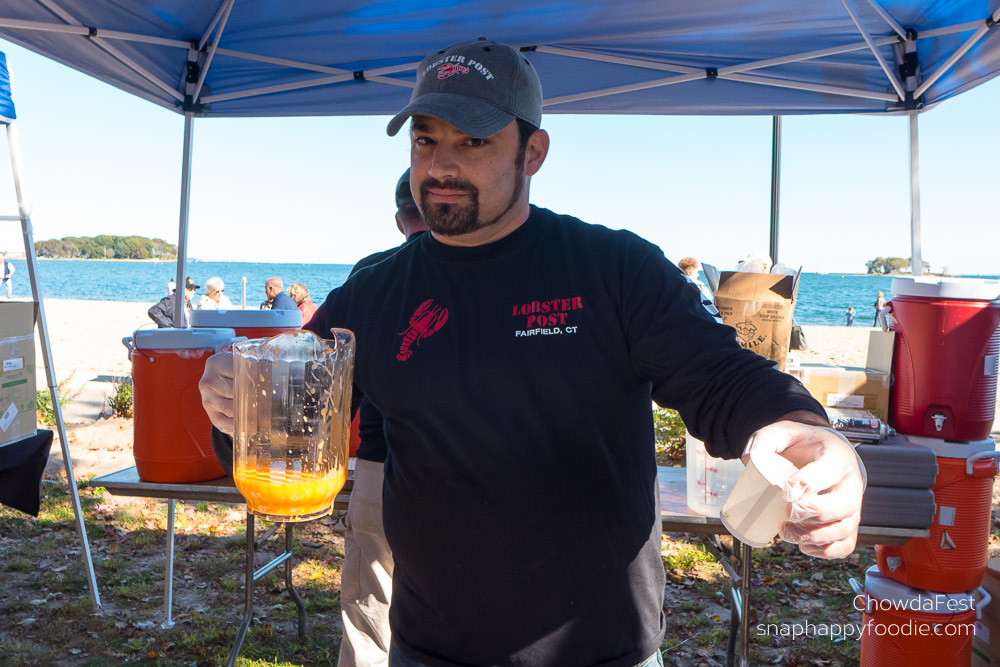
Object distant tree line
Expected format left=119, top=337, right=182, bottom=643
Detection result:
left=34, top=235, right=176, bottom=260
left=865, top=256, right=930, bottom=275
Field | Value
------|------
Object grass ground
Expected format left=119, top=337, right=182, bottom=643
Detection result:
left=2, top=470, right=997, bottom=666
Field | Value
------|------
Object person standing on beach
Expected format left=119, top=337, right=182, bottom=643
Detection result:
left=1, top=253, right=14, bottom=299
left=846, top=306, right=856, bottom=327
left=261, top=277, right=297, bottom=310
left=201, top=39, right=864, bottom=667
left=338, top=168, right=428, bottom=667
left=148, top=277, right=198, bottom=327
left=873, top=291, right=886, bottom=325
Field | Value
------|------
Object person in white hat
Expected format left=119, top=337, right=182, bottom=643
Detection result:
left=196, top=276, right=234, bottom=310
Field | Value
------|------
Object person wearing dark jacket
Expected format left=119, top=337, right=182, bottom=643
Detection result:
left=262, top=277, right=297, bottom=310
left=148, top=277, right=198, bottom=327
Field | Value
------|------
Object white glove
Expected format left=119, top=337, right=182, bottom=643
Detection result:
left=743, top=420, right=866, bottom=559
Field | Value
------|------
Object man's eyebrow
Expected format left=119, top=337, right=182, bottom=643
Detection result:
left=410, top=120, right=431, bottom=133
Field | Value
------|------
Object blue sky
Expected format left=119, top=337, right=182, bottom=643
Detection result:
left=0, top=38, right=997, bottom=275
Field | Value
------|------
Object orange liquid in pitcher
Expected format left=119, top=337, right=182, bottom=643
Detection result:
left=234, top=466, right=347, bottom=519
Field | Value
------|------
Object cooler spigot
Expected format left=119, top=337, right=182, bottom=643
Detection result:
left=931, top=412, right=947, bottom=431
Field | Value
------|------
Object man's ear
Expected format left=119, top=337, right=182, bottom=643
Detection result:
left=524, top=129, right=549, bottom=177
left=395, top=212, right=405, bottom=236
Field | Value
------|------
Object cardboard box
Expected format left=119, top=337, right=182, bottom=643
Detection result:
left=0, top=302, right=37, bottom=447
left=973, top=636, right=998, bottom=667
left=703, top=265, right=801, bottom=372
left=796, top=330, right=894, bottom=421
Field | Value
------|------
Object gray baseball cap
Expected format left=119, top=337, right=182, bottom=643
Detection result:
left=386, top=39, right=542, bottom=139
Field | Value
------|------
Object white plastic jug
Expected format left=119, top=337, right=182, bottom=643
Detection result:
left=685, top=432, right=745, bottom=516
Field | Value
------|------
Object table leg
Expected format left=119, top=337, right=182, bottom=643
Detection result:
left=727, top=582, right=740, bottom=667
left=227, top=512, right=256, bottom=667
left=738, top=540, right=752, bottom=667
left=699, top=536, right=742, bottom=667
left=162, top=498, right=176, bottom=629
left=284, top=524, right=306, bottom=639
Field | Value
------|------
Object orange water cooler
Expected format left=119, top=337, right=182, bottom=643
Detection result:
left=126, top=328, right=235, bottom=482
left=876, top=438, right=1000, bottom=593
left=852, top=565, right=988, bottom=667
left=190, top=308, right=302, bottom=338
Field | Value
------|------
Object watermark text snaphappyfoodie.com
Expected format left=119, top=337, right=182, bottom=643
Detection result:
left=756, top=593, right=977, bottom=641
left=756, top=619, right=975, bottom=641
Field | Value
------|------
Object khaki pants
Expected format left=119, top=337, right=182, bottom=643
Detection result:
left=339, top=459, right=393, bottom=667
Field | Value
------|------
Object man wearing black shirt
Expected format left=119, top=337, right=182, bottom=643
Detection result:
left=203, top=39, right=864, bottom=667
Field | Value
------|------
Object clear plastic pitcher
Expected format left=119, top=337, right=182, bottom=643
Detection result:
left=232, top=329, right=355, bottom=522
left=685, top=433, right=744, bottom=516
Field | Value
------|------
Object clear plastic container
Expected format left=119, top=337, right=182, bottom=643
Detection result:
left=685, top=433, right=744, bottom=516
left=232, top=329, right=355, bottom=522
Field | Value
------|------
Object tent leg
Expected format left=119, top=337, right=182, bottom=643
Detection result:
left=5, top=122, right=101, bottom=609
left=908, top=110, right=922, bottom=276
left=768, top=116, right=781, bottom=266
left=173, top=112, right=195, bottom=326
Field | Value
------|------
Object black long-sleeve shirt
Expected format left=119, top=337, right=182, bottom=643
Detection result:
left=304, top=206, right=824, bottom=666
left=214, top=206, right=824, bottom=665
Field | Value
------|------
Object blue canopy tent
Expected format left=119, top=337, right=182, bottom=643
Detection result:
left=1, top=0, right=999, bottom=315
left=0, top=0, right=998, bottom=632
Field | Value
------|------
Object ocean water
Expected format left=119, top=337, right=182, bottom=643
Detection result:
left=2, top=258, right=996, bottom=327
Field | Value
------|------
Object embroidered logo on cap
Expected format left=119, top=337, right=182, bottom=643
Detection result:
left=397, top=299, right=449, bottom=361
left=437, top=63, right=470, bottom=79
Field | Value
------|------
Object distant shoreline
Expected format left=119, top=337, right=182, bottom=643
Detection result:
left=36, top=257, right=176, bottom=262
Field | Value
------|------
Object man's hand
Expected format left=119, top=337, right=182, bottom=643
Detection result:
left=743, top=416, right=866, bottom=560
left=199, top=350, right=235, bottom=436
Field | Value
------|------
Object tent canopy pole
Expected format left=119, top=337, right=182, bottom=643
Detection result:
left=173, top=111, right=195, bottom=326
left=4, top=121, right=101, bottom=609
left=908, top=110, right=922, bottom=276
left=769, top=116, right=781, bottom=266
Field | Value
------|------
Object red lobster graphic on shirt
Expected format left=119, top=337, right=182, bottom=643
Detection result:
left=397, top=299, right=449, bottom=361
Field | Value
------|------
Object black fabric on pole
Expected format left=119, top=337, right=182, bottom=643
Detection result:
left=0, top=430, right=54, bottom=516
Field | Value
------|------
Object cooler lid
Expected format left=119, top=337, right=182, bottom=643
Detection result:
left=863, top=565, right=978, bottom=612
left=891, top=276, right=1000, bottom=301
left=190, top=309, right=302, bottom=328
left=904, top=435, right=996, bottom=460
left=133, top=327, right=236, bottom=350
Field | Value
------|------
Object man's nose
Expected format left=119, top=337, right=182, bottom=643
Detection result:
left=427, top=144, right=459, bottom=181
